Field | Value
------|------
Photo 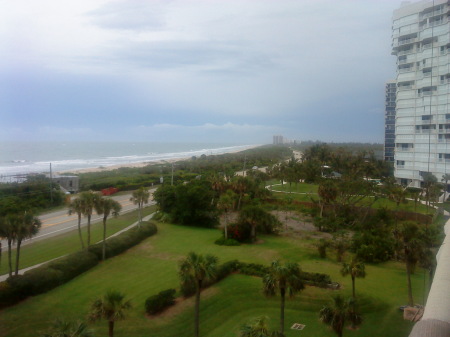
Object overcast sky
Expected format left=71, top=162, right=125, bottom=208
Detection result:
left=0, top=0, right=406, bottom=144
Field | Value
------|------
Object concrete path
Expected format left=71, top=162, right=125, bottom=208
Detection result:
left=0, top=213, right=155, bottom=282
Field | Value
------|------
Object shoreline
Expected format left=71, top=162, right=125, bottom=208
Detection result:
left=57, top=144, right=261, bottom=175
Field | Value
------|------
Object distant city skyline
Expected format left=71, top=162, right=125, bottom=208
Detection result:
left=0, top=0, right=405, bottom=144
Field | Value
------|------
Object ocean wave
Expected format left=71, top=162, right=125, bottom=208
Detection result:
left=0, top=144, right=258, bottom=176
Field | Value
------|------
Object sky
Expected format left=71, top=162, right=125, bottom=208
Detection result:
left=0, top=0, right=406, bottom=144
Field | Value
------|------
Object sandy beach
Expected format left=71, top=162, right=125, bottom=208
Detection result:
left=57, top=145, right=261, bottom=175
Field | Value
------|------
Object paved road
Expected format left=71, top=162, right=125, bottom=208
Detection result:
left=1, top=190, right=156, bottom=248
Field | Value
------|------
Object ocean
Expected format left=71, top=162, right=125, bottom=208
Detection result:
left=0, top=141, right=258, bottom=177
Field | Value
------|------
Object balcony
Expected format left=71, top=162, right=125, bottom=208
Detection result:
left=398, top=49, right=414, bottom=56
left=399, top=37, right=417, bottom=46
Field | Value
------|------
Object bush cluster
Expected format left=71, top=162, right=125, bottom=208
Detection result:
left=0, top=250, right=99, bottom=307
left=214, top=237, right=240, bottom=246
left=179, top=260, right=333, bottom=298
left=180, top=260, right=241, bottom=297
left=238, top=262, right=270, bottom=277
left=88, top=221, right=157, bottom=260
left=145, top=289, right=177, bottom=315
left=301, top=272, right=332, bottom=287
left=0, top=221, right=158, bottom=309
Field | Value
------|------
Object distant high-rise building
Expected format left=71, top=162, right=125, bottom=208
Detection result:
left=385, top=80, right=397, bottom=162
left=273, top=135, right=284, bottom=145
left=391, top=0, right=450, bottom=188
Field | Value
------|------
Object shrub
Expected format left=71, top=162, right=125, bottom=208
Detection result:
left=214, top=237, right=240, bottom=246
left=301, top=272, right=332, bottom=288
left=145, top=289, right=176, bottom=315
left=88, top=221, right=157, bottom=260
left=180, top=260, right=241, bottom=297
left=0, top=222, right=157, bottom=309
left=14, top=267, right=65, bottom=296
left=215, top=260, right=240, bottom=281
left=316, top=238, right=330, bottom=258
left=238, top=263, right=269, bottom=277
left=47, top=250, right=99, bottom=282
left=227, top=223, right=252, bottom=242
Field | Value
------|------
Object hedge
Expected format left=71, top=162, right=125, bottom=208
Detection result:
left=0, top=221, right=158, bottom=309
left=180, top=260, right=333, bottom=297
left=88, top=221, right=157, bottom=260
left=145, top=289, right=176, bottom=315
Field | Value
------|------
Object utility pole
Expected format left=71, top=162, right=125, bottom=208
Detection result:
left=49, top=163, right=53, bottom=205
left=243, top=155, right=247, bottom=177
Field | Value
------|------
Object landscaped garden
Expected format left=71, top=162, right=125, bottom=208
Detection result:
left=0, top=218, right=425, bottom=337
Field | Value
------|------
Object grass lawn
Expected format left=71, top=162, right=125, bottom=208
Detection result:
left=0, top=219, right=424, bottom=337
left=269, top=182, right=430, bottom=214
left=0, top=206, right=156, bottom=277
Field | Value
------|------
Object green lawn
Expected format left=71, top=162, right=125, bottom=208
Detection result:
left=269, top=182, right=430, bottom=214
left=0, top=220, right=424, bottom=337
left=0, top=206, right=156, bottom=276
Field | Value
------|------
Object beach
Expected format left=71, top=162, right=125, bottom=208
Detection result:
left=64, top=145, right=261, bottom=174
left=0, top=142, right=261, bottom=177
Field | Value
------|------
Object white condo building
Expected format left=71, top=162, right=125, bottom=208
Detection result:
left=392, top=0, right=450, bottom=188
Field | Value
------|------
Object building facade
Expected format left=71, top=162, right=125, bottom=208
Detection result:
left=385, top=80, right=397, bottom=162
left=392, top=0, right=450, bottom=188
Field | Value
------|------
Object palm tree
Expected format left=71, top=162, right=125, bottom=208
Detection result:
left=130, top=187, right=150, bottom=226
left=179, top=252, right=218, bottom=337
left=340, top=257, right=366, bottom=299
left=79, top=191, right=99, bottom=247
left=68, top=198, right=85, bottom=250
left=41, top=318, right=93, bottom=337
left=14, top=211, right=41, bottom=275
left=239, top=205, right=267, bottom=243
left=232, top=176, right=248, bottom=210
left=4, top=214, right=16, bottom=277
left=318, top=179, right=338, bottom=218
left=319, top=295, right=362, bottom=337
left=442, top=173, right=450, bottom=201
left=263, top=260, right=304, bottom=335
left=240, top=316, right=283, bottom=337
left=95, top=197, right=122, bottom=260
left=217, top=189, right=236, bottom=239
left=398, top=221, right=425, bottom=306
left=0, top=216, right=6, bottom=268
left=89, top=290, right=132, bottom=337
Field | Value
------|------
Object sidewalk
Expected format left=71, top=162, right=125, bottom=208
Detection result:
left=0, top=213, right=155, bottom=282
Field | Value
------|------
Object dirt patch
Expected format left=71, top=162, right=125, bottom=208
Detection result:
left=271, top=211, right=332, bottom=239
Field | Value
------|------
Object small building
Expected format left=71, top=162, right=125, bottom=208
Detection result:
left=53, top=175, right=79, bottom=194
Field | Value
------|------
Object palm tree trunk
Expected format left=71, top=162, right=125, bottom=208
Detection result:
left=251, top=225, right=256, bottom=242
left=108, top=321, right=114, bottom=337
left=224, top=212, right=228, bottom=239
left=280, top=287, right=286, bottom=334
left=238, top=193, right=242, bottom=210
left=87, top=215, right=91, bottom=247
left=138, top=203, right=142, bottom=228
left=15, top=240, right=21, bottom=275
left=7, top=239, right=12, bottom=277
left=77, top=214, right=84, bottom=250
left=407, top=262, right=414, bottom=306
left=195, top=280, right=202, bottom=337
left=352, top=275, right=356, bottom=299
left=102, top=218, right=107, bottom=261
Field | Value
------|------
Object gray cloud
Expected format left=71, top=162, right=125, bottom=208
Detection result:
left=86, top=1, right=168, bottom=31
